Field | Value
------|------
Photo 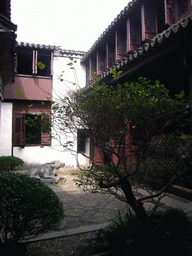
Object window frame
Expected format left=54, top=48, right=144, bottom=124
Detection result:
left=16, top=48, right=53, bottom=78
left=13, top=112, right=51, bottom=147
left=77, top=129, right=87, bottom=153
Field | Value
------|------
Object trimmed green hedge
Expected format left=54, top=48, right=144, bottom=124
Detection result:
left=0, top=156, right=24, bottom=172
left=0, top=172, right=64, bottom=242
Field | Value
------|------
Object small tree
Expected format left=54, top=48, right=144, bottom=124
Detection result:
left=16, top=60, right=192, bottom=254
left=52, top=74, right=191, bottom=222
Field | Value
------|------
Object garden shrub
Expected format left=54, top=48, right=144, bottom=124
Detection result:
left=0, top=156, right=24, bottom=172
left=0, top=172, right=64, bottom=242
left=80, top=208, right=192, bottom=256
left=136, top=135, right=192, bottom=190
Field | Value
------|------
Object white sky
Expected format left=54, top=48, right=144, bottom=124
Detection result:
left=11, top=0, right=130, bottom=52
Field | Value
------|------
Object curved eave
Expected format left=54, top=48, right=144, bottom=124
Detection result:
left=16, top=42, right=86, bottom=56
left=81, top=0, right=140, bottom=62
left=16, top=42, right=61, bottom=51
left=82, top=13, right=192, bottom=92
left=54, top=49, right=86, bottom=57
left=0, top=14, right=17, bottom=31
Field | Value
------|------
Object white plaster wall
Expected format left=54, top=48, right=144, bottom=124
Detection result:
left=0, top=102, right=13, bottom=156
left=52, top=54, right=86, bottom=99
left=13, top=145, right=89, bottom=167
left=50, top=54, right=89, bottom=167
left=12, top=54, right=89, bottom=167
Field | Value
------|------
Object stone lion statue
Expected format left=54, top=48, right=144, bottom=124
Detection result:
left=26, top=160, right=65, bottom=183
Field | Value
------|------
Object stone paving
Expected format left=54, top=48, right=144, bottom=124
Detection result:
left=48, top=173, right=130, bottom=231
left=50, top=170, right=192, bottom=229
left=27, top=169, right=192, bottom=242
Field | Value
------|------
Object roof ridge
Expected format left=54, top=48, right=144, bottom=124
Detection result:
left=16, top=41, right=60, bottom=50
left=81, top=0, right=139, bottom=61
left=83, top=12, right=192, bottom=87
left=16, top=42, right=86, bottom=55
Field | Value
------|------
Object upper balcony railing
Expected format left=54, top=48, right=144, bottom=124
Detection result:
left=82, top=0, right=192, bottom=86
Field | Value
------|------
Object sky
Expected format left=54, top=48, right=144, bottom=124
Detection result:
left=11, top=0, right=130, bottom=52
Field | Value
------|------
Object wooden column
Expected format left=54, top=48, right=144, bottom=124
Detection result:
left=88, top=58, right=91, bottom=81
left=94, top=145, right=104, bottom=166
left=85, top=61, right=90, bottom=85
left=127, top=18, right=131, bottom=52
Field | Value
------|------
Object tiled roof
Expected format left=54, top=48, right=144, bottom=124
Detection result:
left=81, top=0, right=140, bottom=62
left=0, top=14, right=17, bottom=31
left=82, top=12, right=192, bottom=85
left=99, top=13, right=192, bottom=80
left=54, top=49, right=86, bottom=57
left=16, top=42, right=60, bottom=50
left=16, top=42, right=86, bottom=56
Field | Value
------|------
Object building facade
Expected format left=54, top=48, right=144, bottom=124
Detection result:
left=1, top=0, right=192, bottom=167
left=81, top=0, right=192, bottom=165
left=0, top=0, right=17, bottom=156
left=1, top=43, right=88, bottom=167
left=0, top=0, right=17, bottom=99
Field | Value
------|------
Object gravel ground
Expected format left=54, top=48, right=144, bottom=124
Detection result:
left=26, top=232, right=96, bottom=256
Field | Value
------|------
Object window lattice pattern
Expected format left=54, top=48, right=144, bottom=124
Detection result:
left=178, top=0, right=188, bottom=16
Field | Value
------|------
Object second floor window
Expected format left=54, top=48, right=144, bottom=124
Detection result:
left=16, top=48, right=53, bottom=77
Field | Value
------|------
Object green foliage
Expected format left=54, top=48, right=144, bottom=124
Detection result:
left=54, top=73, right=191, bottom=219
left=0, top=172, right=64, bottom=242
left=36, top=62, right=45, bottom=70
left=83, top=208, right=192, bottom=256
left=15, top=89, right=26, bottom=98
left=110, top=68, right=123, bottom=80
left=24, top=114, right=51, bottom=142
left=136, top=135, right=192, bottom=190
left=79, top=77, right=187, bottom=148
left=74, top=164, right=127, bottom=193
left=0, top=156, right=24, bottom=172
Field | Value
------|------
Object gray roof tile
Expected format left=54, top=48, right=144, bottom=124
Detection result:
left=82, top=12, right=192, bottom=87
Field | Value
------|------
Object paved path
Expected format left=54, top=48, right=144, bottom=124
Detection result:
left=48, top=174, right=129, bottom=231
left=28, top=170, right=192, bottom=242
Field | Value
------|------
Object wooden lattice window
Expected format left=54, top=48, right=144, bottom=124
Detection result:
left=178, top=0, right=188, bottom=17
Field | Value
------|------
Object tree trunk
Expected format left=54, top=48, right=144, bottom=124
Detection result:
left=120, top=177, right=160, bottom=255
left=119, top=177, right=149, bottom=222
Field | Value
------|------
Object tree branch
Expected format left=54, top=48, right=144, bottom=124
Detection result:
left=137, top=166, right=190, bottom=203
left=99, top=177, right=122, bottom=188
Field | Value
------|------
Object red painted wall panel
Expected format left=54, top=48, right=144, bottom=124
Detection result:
left=4, top=76, right=52, bottom=101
